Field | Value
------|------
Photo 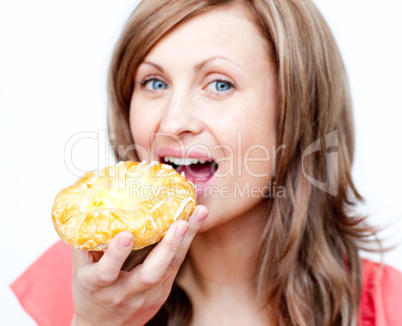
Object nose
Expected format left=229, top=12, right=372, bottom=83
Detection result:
left=158, top=90, right=203, bottom=137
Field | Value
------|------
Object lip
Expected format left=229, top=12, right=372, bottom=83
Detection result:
left=157, top=147, right=214, bottom=161
left=194, top=173, right=216, bottom=198
left=157, top=146, right=217, bottom=198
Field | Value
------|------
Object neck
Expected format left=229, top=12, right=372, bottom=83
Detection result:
left=177, top=198, right=270, bottom=301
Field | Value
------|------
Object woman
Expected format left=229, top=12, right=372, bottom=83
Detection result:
left=71, top=0, right=402, bottom=324
left=11, top=0, right=402, bottom=325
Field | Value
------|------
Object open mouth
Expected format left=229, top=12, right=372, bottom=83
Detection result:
left=160, top=156, right=218, bottom=188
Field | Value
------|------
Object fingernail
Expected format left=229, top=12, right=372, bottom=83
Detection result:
left=118, top=235, right=133, bottom=247
left=195, top=207, right=208, bottom=223
left=176, top=222, right=189, bottom=238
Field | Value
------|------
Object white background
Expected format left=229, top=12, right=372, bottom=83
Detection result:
left=1, top=0, right=401, bottom=324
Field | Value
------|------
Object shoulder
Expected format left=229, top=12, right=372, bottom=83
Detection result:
left=359, top=258, right=402, bottom=326
left=10, top=240, right=74, bottom=326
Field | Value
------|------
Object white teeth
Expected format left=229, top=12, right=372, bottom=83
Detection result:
left=163, top=156, right=211, bottom=166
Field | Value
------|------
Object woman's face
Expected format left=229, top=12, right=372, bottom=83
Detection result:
left=130, top=5, right=277, bottom=231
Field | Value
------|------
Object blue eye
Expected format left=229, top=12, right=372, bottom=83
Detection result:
left=138, top=77, right=234, bottom=95
left=214, top=80, right=232, bottom=92
left=139, top=78, right=167, bottom=91
left=206, top=79, right=234, bottom=94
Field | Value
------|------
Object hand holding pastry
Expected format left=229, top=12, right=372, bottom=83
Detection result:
left=71, top=205, right=208, bottom=326
left=51, top=160, right=205, bottom=325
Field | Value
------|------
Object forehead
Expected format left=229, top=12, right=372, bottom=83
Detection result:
left=141, top=5, right=271, bottom=70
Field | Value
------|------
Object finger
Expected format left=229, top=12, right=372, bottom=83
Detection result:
left=166, top=205, right=208, bottom=274
left=142, top=206, right=208, bottom=293
left=125, top=220, right=189, bottom=292
left=87, top=231, right=134, bottom=287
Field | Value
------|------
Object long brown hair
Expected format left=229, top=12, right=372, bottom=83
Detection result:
left=107, top=0, right=383, bottom=325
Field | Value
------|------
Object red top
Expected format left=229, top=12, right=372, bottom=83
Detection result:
left=10, top=240, right=402, bottom=326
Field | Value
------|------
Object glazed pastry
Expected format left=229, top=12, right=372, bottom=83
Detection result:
left=52, top=161, right=196, bottom=250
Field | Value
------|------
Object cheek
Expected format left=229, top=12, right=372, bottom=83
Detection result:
left=129, top=99, right=157, bottom=161
left=243, top=118, right=276, bottom=176
left=234, top=103, right=277, bottom=193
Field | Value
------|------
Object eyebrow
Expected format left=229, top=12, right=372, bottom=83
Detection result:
left=141, top=56, right=242, bottom=73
